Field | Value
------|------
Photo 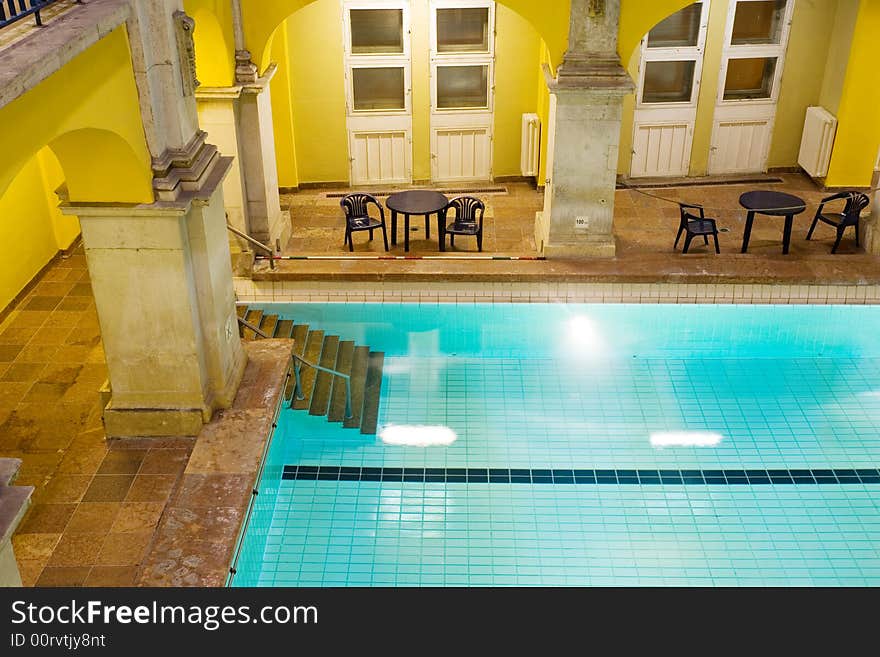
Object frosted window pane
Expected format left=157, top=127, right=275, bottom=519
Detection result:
left=647, top=4, right=702, bottom=48
left=642, top=60, right=696, bottom=103
left=350, top=9, right=403, bottom=54
left=436, top=65, right=488, bottom=109
left=437, top=8, right=490, bottom=53
left=352, top=68, right=406, bottom=110
left=723, top=57, right=777, bottom=100
left=731, top=1, right=786, bottom=45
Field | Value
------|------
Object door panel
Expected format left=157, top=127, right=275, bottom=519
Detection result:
left=630, top=1, right=709, bottom=178
left=709, top=119, right=773, bottom=174
left=631, top=123, right=691, bottom=177
left=350, top=131, right=410, bottom=185
left=432, top=127, right=491, bottom=181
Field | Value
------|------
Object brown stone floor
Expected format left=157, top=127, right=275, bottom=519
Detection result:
left=1, top=247, right=291, bottom=587
left=274, top=174, right=880, bottom=283
left=0, top=247, right=193, bottom=586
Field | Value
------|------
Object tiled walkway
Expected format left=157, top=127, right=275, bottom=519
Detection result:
left=275, top=174, right=880, bottom=284
left=0, top=247, right=191, bottom=586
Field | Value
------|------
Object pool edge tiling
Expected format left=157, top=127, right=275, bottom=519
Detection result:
left=234, top=281, right=880, bottom=305
left=230, top=303, right=880, bottom=588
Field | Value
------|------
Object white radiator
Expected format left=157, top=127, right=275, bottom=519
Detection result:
left=798, top=106, right=837, bottom=178
left=520, top=113, right=541, bottom=177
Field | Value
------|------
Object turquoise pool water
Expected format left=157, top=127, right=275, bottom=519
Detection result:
left=231, top=304, right=880, bottom=586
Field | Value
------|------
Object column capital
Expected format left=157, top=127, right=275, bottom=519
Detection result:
left=240, top=63, right=278, bottom=95
left=549, top=50, right=634, bottom=95
left=235, top=49, right=259, bottom=85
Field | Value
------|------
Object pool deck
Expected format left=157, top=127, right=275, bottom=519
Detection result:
left=269, top=174, right=880, bottom=285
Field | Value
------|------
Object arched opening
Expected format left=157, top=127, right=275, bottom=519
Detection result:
left=189, top=4, right=236, bottom=87
left=0, top=127, right=153, bottom=313
left=0, top=147, right=74, bottom=312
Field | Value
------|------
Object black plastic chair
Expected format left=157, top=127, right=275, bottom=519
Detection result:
left=805, top=191, right=870, bottom=253
left=444, top=196, right=485, bottom=252
left=340, top=193, right=389, bottom=252
left=675, top=203, right=720, bottom=254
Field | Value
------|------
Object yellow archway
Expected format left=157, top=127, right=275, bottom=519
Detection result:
left=0, top=27, right=153, bottom=205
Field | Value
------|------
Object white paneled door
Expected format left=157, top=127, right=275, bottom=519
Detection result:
left=349, top=130, right=411, bottom=185
left=709, top=114, right=774, bottom=174
left=432, top=126, right=491, bottom=182
left=429, top=0, right=495, bottom=182
left=344, top=1, right=413, bottom=185
left=631, top=1, right=709, bottom=178
left=708, top=0, right=795, bottom=174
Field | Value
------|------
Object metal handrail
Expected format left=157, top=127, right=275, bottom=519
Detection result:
left=236, top=316, right=354, bottom=420
left=290, top=353, right=353, bottom=420
left=226, top=223, right=275, bottom=270
left=0, top=0, right=81, bottom=30
left=237, top=316, right=269, bottom=338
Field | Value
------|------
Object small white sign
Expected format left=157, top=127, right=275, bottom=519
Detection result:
left=575, top=216, right=590, bottom=231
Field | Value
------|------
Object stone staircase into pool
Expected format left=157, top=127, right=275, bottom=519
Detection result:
left=236, top=304, right=383, bottom=435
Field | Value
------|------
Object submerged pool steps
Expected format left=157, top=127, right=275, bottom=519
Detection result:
left=236, top=304, right=384, bottom=435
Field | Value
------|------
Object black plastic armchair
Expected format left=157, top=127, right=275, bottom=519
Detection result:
left=675, top=203, right=720, bottom=254
left=340, top=193, right=389, bottom=252
left=444, top=196, right=485, bottom=252
left=805, top=191, right=870, bottom=253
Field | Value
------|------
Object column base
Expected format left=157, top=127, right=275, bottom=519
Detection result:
left=535, top=211, right=617, bottom=258
left=542, top=239, right=616, bottom=259
left=103, top=405, right=208, bottom=438
left=0, top=539, right=22, bottom=587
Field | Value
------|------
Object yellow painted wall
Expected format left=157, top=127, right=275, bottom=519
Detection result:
left=768, top=0, right=837, bottom=168
left=270, top=21, right=300, bottom=188
left=285, top=1, right=348, bottom=183
left=411, top=0, right=431, bottom=182
left=618, top=0, right=840, bottom=176
left=536, top=43, right=553, bottom=185
left=819, top=0, right=859, bottom=114
left=0, top=27, right=153, bottom=204
left=0, top=149, right=79, bottom=312
left=825, top=0, right=880, bottom=187
left=186, top=0, right=236, bottom=88
left=37, top=149, right=79, bottom=250
left=0, top=27, right=151, bottom=310
left=493, top=5, right=542, bottom=178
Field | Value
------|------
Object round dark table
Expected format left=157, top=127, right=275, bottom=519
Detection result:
left=739, top=190, right=807, bottom=255
left=385, top=190, right=450, bottom=252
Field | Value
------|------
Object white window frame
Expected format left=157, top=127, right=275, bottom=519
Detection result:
left=717, top=0, right=795, bottom=106
left=636, top=0, right=710, bottom=110
left=431, top=58, right=495, bottom=113
left=345, top=60, right=412, bottom=114
left=429, top=0, right=495, bottom=114
left=429, top=0, right=495, bottom=57
left=343, top=0, right=412, bottom=116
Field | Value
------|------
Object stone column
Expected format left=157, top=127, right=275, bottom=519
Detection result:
left=535, top=0, right=634, bottom=258
left=195, top=85, right=255, bottom=275
left=58, top=1, right=247, bottom=438
left=64, top=136, right=247, bottom=438
left=230, top=0, right=290, bottom=249
left=237, top=64, right=289, bottom=248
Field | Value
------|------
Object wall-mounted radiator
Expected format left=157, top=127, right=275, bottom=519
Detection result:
left=520, top=113, right=541, bottom=177
left=798, top=106, right=837, bottom=178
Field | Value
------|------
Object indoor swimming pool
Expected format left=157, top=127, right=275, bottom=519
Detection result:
left=230, top=304, right=880, bottom=586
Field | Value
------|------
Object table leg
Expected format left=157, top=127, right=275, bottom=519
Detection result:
left=391, top=210, right=398, bottom=246
left=404, top=214, right=410, bottom=253
left=425, top=214, right=431, bottom=240
left=782, top=214, right=793, bottom=255
left=438, top=210, right=446, bottom=252
left=741, top=211, right=755, bottom=253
